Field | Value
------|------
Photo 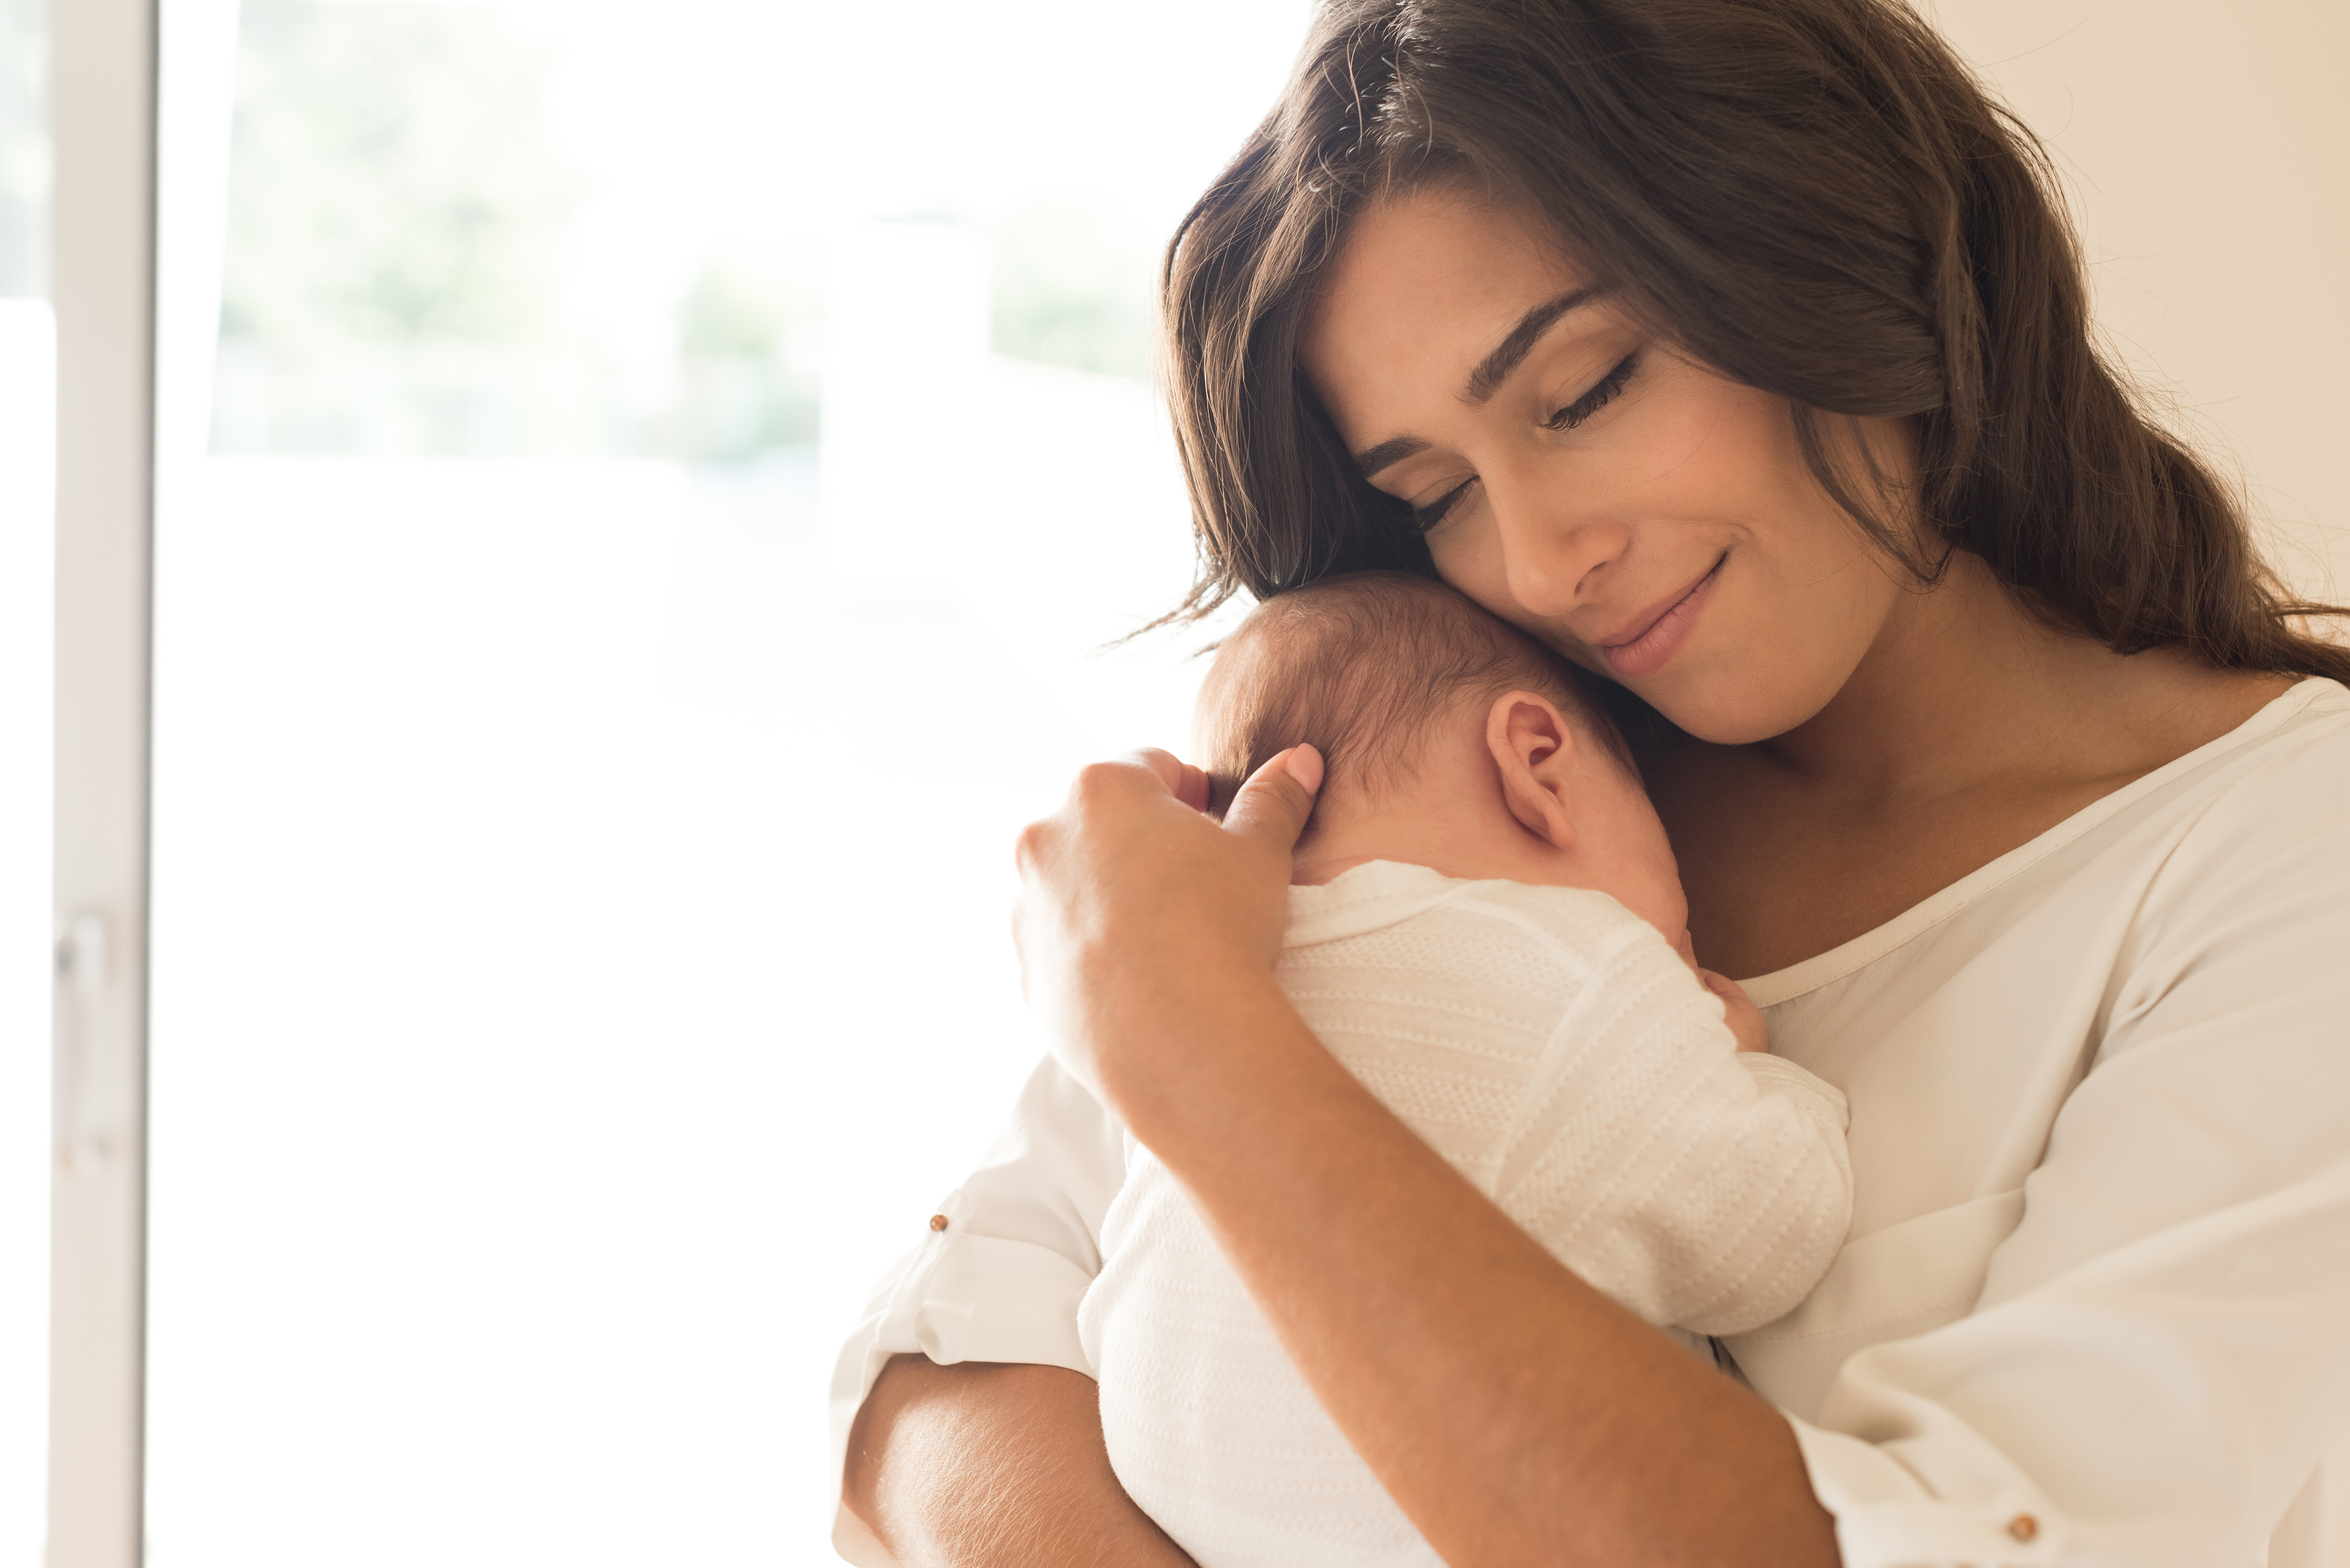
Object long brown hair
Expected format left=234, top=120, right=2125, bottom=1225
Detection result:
left=1158, top=0, right=2350, bottom=685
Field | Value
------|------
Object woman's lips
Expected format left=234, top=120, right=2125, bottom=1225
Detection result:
left=1596, top=555, right=1725, bottom=679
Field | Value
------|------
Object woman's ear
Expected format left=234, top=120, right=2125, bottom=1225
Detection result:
left=1485, top=690, right=1578, bottom=851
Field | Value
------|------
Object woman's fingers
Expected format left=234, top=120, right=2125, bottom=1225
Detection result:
left=1173, top=760, right=1215, bottom=815
left=1010, top=744, right=1316, bottom=1111
left=1128, top=747, right=1190, bottom=800
left=1222, top=744, right=1322, bottom=853
left=1131, top=747, right=1215, bottom=815
left=1015, top=754, right=1176, bottom=884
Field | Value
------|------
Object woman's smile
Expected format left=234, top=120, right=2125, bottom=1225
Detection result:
left=1593, top=552, right=1726, bottom=679
left=1302, top=187, right=1916, bottom=744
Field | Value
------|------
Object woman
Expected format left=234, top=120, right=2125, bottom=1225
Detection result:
left=834, top=0, right=2350, bottom=1563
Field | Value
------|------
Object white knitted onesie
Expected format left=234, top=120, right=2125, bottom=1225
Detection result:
left=1076, top=860, right=1853, bottom=1568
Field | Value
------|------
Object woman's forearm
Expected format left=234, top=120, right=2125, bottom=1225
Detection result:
left=1012, top=751, right=1836, bottom=1562
left=1108, top=976, right=1840, bottom=1568
left=843, top=1356, right=1197, bottom=1568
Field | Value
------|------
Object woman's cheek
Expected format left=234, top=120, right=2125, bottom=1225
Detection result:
left=1426, top=524, right=1525, bottom=632
left=1654, top=564, right=1892, bottom=743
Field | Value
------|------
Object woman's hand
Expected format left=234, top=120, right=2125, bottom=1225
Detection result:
left=1005, top=742, right=1837, bottom=1568
left=1012, top=744, right=1322, bottom=1112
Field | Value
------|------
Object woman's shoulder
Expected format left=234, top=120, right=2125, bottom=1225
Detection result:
left=2129, top=676, right=2350, bottom=905
left=2001, top=674, right=2350, bottom=917
left=1987, top=674, right=2350, bottom=998
left=2172, top=675, right=2350, bottom=824
left=2004, top=673, right=2350, bottom=862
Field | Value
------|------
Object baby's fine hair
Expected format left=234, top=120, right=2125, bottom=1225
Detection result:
left=1200, top=571, right=1633, bottom=815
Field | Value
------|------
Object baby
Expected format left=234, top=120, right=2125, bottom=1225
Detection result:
left=1076, top=571, right=1853, bottom=1568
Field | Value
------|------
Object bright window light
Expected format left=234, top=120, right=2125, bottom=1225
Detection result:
left=145, top=2, right=1305, bottom=1563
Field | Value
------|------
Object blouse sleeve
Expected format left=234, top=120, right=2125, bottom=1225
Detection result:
left=1790, top=755, right=2350, bottom=1568
left=826, top=1055, right=1125, bottom=1568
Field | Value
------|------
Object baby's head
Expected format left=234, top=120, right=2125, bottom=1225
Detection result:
left=1197, top=572, right=1689, bottom=948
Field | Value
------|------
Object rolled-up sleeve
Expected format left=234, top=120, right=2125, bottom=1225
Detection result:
left=1791, top=1159, right=2350, bottom=1568
left=828, top=1056, right=1124, bottom=1566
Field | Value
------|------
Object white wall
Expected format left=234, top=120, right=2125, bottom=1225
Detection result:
left=1930, top=0, right=2350, bottom=604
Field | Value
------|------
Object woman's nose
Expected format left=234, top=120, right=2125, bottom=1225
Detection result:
left=1486, top=468, right=1630, bottom=619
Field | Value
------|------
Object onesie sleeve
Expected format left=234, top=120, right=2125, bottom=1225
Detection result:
left=1488, top=919, right=1855, bottom=1337
left=827, top=1055, right=1125, bottom=1568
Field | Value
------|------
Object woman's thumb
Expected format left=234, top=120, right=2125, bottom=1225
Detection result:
left=1224, top=744, right=1322, bottom=853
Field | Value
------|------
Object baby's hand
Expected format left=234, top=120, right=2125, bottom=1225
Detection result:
left=1698, top=969, right=1770, bottom=1054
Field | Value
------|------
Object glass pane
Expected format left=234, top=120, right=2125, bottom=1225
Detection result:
left=146, top=3, right=1307, bottom=1563
left=0, top=0, right=47, bottom=1559
left=0, top=0, right=43, bottom=298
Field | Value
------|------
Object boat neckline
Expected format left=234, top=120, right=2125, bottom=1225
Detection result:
left=1737, top=676, right=2343, bottom=1008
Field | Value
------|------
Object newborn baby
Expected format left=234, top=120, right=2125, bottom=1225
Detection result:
left=1077, top=571, right=1853, bottom=1568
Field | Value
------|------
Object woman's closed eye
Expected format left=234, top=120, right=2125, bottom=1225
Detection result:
left=1412, top=477, right=1477, bottom=534
left=1406, top=352, right=1645, bottom=534
left=1544, top=350, right=1640, bottom=432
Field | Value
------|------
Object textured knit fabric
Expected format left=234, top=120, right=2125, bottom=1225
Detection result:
left=1074, top=861, right=1853, bottom=1568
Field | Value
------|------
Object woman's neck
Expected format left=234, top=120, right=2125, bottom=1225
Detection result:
left=1755, top=551, right=2290, bottom=808
left=1652, top=550, right=2295, bottom=977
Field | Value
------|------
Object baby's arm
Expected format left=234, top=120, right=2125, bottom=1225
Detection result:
left=1490, top=923, right=1852, bottom=1340
left=1699, top=967, right=1770, bottom=1053
left=1671, top=924, right=1766, bottom=1052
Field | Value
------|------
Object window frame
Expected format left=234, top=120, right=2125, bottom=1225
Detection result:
left=49, top=0, right=157, bottom=1562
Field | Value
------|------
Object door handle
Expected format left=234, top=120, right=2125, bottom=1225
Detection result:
left=54, top=910, right=119, bottom=1176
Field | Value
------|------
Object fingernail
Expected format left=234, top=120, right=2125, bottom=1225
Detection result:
left=1285, top=745, right=1324, bottom=792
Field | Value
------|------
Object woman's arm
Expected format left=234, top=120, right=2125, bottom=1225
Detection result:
left=1087, top=938, right=1838, bottom=1566
left=829, top=1053, right=1165, bottom=1563
left=844, top=1357, right=1196, bottom=1568
left=1012, top=750, right=1838, bottom=1568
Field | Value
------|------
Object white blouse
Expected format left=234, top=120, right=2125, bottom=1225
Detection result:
left=829, top=677, right=2350, bottom=1568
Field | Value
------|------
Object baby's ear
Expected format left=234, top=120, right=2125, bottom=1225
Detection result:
left=1485, top=691, right=1578, bottom=851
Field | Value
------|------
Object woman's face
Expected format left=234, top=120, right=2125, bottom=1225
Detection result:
left=1301, top=187, right=1914, bottom=745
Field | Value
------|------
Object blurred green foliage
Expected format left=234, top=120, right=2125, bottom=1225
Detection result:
left=212, top=0, right=832, bottom=460
left=206, top=0, right=1151, bottom=456
left=665, top=257, right=823, bottom=457
left=681, top=260, right=799, bottom=358
left=0, top=0, right=46, bottom=296
left=219, top=0, right=582, bottom=351
left=991, top=203, right=1155, bottom=380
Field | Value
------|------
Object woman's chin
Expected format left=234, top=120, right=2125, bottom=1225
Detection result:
left=1641, top=672, right=1829, bottom=748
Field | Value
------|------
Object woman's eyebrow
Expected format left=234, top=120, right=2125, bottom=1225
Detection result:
left=1352, top=285, right=1609, bottom=477
left=1464, top=285, right=1606, bottom=403
left=1354, top=435, right=1430, bottom=479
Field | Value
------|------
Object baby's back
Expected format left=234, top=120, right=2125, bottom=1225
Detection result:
left=1078, top=861, right=1851, bottom=1568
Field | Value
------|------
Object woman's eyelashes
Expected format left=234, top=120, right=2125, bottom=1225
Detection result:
left=1412, top=477, right=1477, bottom=534
left=1406, top=351, right=1644, bottom=534
left=1543, top=350, right=1640, bottom=432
